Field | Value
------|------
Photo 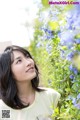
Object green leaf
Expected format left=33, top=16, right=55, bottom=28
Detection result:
left=75, top=33, right=80, bottom=39
left=49, top=21, right=60, bottom=31
left=41, top=0, right=50, bottom=8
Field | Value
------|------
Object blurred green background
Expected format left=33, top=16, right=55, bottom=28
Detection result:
left=26, top=0, right=80, bottom=119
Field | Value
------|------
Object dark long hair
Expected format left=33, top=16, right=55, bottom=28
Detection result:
left=0, top=45, right=43, bottom=109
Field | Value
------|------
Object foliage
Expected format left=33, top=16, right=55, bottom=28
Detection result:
left=28, top=0, right=80, bottom=119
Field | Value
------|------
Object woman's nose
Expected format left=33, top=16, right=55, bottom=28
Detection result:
left=25, top=59, right=32, bottom=66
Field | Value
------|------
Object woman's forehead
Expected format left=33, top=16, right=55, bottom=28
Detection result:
left=12, top=51, right=25, bottom=58
left=11, top=49, right=31, bottom=63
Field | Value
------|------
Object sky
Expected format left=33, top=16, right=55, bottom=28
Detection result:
left=0, top=0, right=38, bottom=47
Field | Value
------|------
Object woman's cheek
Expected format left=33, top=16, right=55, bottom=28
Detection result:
left=11, top=64, right=24, bottom=75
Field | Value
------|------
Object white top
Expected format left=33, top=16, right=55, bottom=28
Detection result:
left=0, top=88, right=60, bottom=120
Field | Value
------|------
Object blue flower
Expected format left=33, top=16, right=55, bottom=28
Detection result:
left=72, top=98, right=76, bottom=105
left=36, top=42, right=43, bottom=48
left=74, top=103, right=80, bottom=109
left=59, top=31, right=75, bottom=48
left=73, top=68, right=78, bottom=75
left=69, top=75, right=74, bottom=79
left=75, top=39, right=80, bottom=44
left=46, top=44, right=52, bottom=54
left=72, top=94, right=80, bottom=109
left=69, top=64, right=78, bottom=75
left=69, top=64, right=73, bottom=71
left=41, top=27, right=54, bottom=40
left=67, top=52, right=74, bottom=61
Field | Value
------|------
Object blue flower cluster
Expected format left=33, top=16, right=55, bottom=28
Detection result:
left=69, top=64, right=78, bottom=84
left=69, top=64, right=78, bottom=75
left=36, top=1, right=80, bottom=110
left=41, top=27, right=54, bottom=40
left=57, top=7, right=80, bottom=63
left=72, top=93, right=80, bottom=109
left=46, top=43, right=52, bottom=54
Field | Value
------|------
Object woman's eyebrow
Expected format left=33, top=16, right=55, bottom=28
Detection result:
left=14, top=56, right=22, bottom=61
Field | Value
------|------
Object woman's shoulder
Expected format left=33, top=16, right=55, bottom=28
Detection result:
left=0, top=99, right=10, bottom=109
left=0, top=99, right=5, bottom=108
left=39, top=87, right=60, bottom=96
left=38, top=87, right=60, bottom=108
left=39, top=87, right=59, bottom=94
left=0, top=99, right=3, bottom=114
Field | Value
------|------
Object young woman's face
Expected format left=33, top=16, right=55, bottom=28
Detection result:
left=11, top=51, right=36, bottom=82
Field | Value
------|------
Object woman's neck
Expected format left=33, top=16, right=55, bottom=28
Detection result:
left=17, top=81, right=35, bottom=105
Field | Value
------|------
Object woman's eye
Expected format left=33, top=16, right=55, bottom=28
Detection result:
left=16, top=59, right=22, bottom=64
left=26, top=54, right=30, bottom=58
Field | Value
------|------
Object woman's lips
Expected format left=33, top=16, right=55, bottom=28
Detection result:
left=26, top=67, right=35, bottom=72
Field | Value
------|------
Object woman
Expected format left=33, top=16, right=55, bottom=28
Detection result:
left=0, top=45, right=60, bottom=120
